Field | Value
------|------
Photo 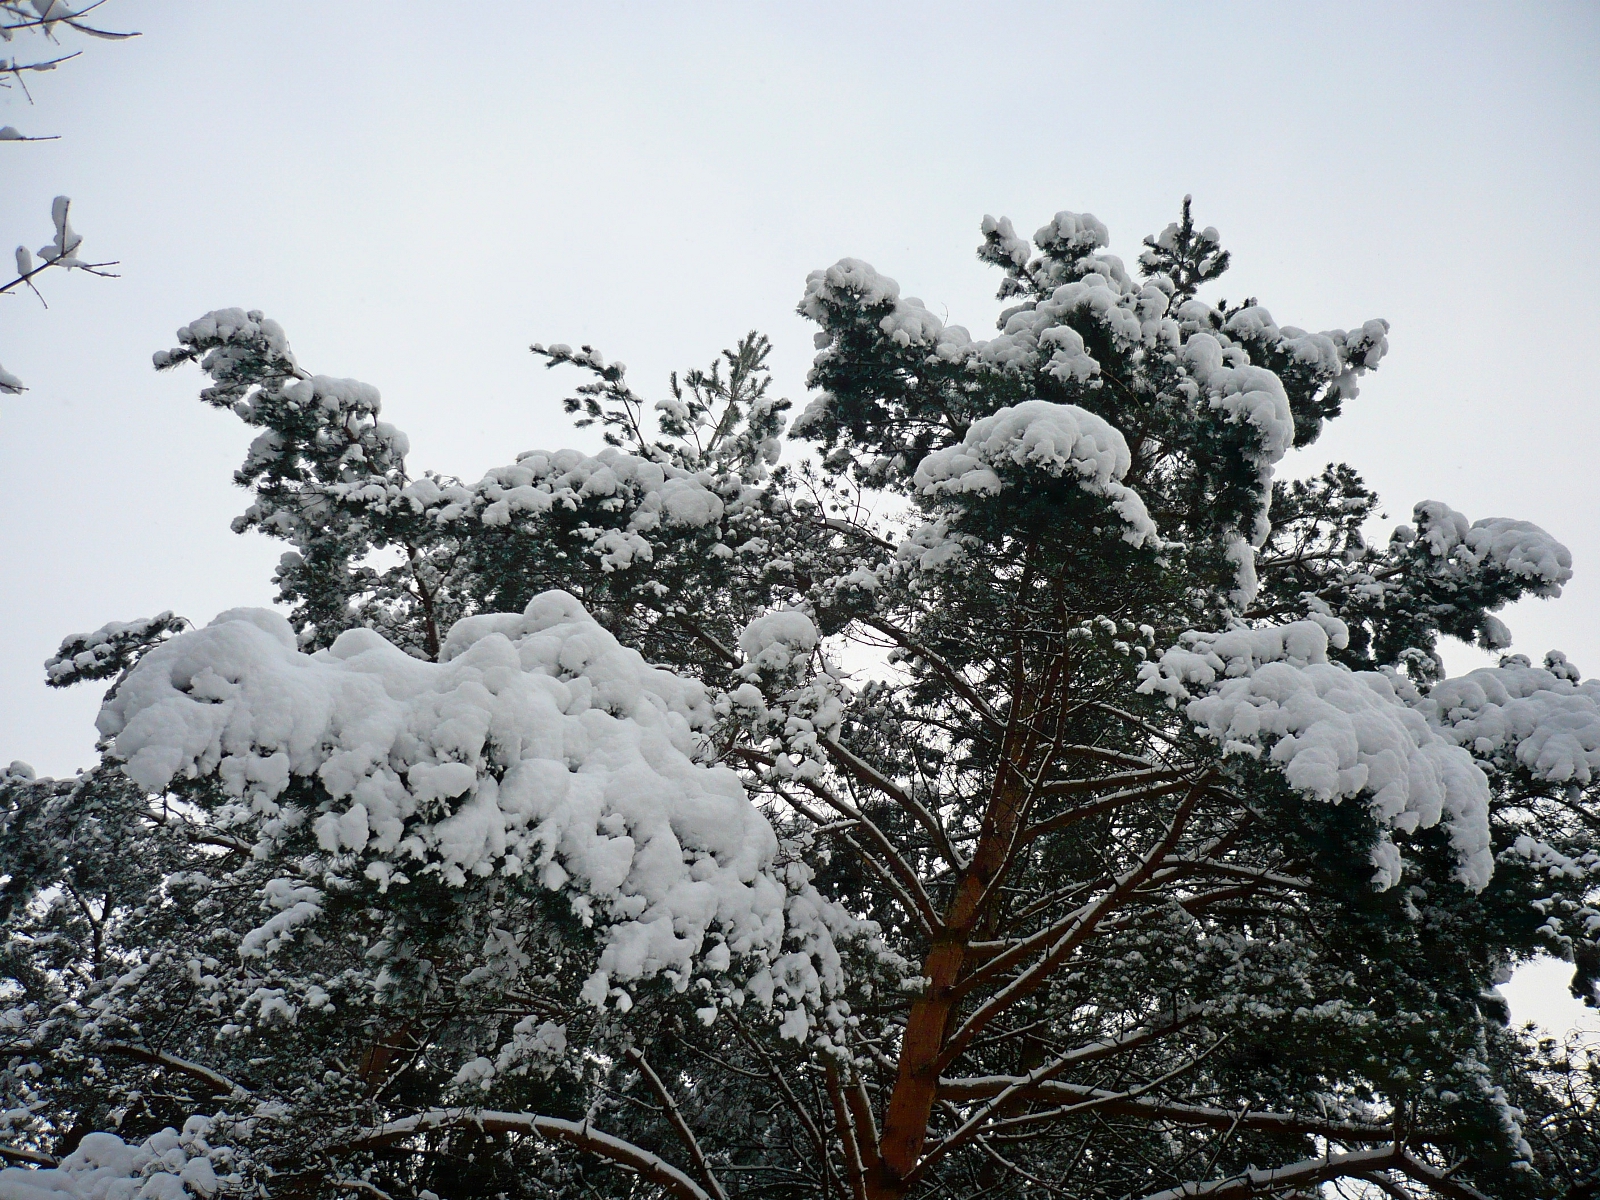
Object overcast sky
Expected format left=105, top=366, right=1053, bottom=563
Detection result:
left=3, top=1, right=1598, bottom=1031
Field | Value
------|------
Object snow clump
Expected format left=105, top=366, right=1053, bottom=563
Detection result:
left=97, top=591, right=860, bottom=1018
left=914, top=399, right=1157, bottom=546
left=738, top=609, right=820, bottom=678
left=1138, top=618, right=1493, bottom=892
left=390, top=447, right=733, bottom=574
left=1421, top=652, right=1600, bottom=784
left=0, top=1118, right=232, bottom=1199
left=1412, top=501, right=1572, bottom=596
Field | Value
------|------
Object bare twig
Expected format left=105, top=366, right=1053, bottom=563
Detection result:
left=625, top=1046, right=729, bottom=1200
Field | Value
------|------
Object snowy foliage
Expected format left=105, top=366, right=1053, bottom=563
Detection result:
left=913, top=400, right=1157, bottom=546
left=1423, top=652, right=1600, bottom=785
left=44, top=611, right=188, bottom=688
left=96, top=592, right=866, bottom=1022
left=1138, top=618, right=1494, bottom=890
left=6, top=199, right=1597, bottom=1200
left=0, top=1119, right=233, bottom=1200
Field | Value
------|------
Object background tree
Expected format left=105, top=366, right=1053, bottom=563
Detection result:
left=1, top=0, right=133, bottom=393
left=2, top=200, right=1597, bottom=1200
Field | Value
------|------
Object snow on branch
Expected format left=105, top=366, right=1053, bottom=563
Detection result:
left=914, top=399, right=1157, bottom=546
left=346, top=1108, right=715, bottom=1200
left=44, top=610, right=187, bottom=688
left=96, top=590, right=876, bottom=1035
left=1, top=197, right=120, bottom=392
left=1138, top=617, right=1494, bottom=890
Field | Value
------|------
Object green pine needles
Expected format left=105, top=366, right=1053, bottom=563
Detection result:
left=2, top=200, right=1596, bottom=1200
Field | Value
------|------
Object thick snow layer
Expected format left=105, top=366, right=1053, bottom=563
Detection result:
left=739, top=610, right=820, bottom=676
left=1421, top=654, right=1600, bottom=785
left=979, top=214, right=1031, bottom=268
left=1179, top=333, right=1294, bottom=471
left=799, top=257, right=903, bottom=317
left=98, top=592, right=850, bottom=1008
left=0, top=1119, right=227, bottom=1200
left=1412, top=501, right=1572, bottom=596
left=799, top=257, right=978, bottom=365
left=152, top=308, right=297, bottom=373
left=1139, top=619, right=1494, bottom=891
left=468, top=448, right=722, bottom=532
left=914, top=400, right=1157, bottom=546
left=1222, top=305, right=1391, bottom=399
left=1033, top=210, right=1111, bottom=255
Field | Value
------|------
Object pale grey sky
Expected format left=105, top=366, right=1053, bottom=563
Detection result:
left=3, top=1, right=1598, bottom=1031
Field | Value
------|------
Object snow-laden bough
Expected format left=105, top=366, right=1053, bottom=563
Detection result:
left=1138, top=617, right=1494, bottom=891
left=98, top=591, right=868, bottom=1031
left=914, top=399, right=1158, bottom=547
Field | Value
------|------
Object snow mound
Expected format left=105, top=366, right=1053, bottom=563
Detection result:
left=1223, top=305, right=1390, bottom=395
left=1421, top=653, right=1600, bottom=784
left=98, top=592, right=848, bottom=1006
left=799, top=258, right=975, bottom=360
left=914, top=400, right=1157, bottom=546
left=739, top=610, right=820, bottom=676
left=1179, top=333, right=1294, bottom=471
left=966, top=274, right=1170, bottom=381
left=0, top=1118, right=229, bottom=1200
left=1033, top=210, right=1111, bottom=255
left=1413, top=501, right=1572, bottom=596
left=1138, top=619, right=1493, bottom=892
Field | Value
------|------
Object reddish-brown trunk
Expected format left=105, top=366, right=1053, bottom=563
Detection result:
left=870, top=773, right=1034, bottom=1196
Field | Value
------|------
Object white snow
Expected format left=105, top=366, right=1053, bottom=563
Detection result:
left=1139, top=619, right=1494, bottom=891
left=1179, top=333, right=1295, bottom=472
left=738, top=609, right=820, bottom=677
left=979, top=214, right=1031, bottom=268
left=1032, top=210, right=1111, bottom=256
left=0, top=1118, right=229, bottom=1200
left=426, top=447, right=733, bottom=571
left=160, top=308, right=297, bottom=370
left=798, top=257, right=903, bottom=317
left=35, top=195, right=83, bottom=267
left=97, top=592, right=860, bottom=1015
left=966, top=273, right=1172, bottom=382
left=914, top=399, right=1157, bottom=546
left=1421, top=653, right=1600, bottom=785
left=44, top=611, right=183, bottom=685
left=1222, top=305, right=1391, bottom=402
left=1412, top=501, right=1572, bottom=596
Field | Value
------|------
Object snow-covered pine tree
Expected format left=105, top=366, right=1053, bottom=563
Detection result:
left=3, top=200, right=1597, bottom=1200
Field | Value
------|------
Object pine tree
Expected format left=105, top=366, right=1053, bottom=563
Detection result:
left=3, top=201, right=1597, bottom=1200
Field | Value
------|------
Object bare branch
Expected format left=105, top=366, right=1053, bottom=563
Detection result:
left=860, top=615, right=1005, bottom=733
left=0, top=1143, right=57, bottom=1167
left=1394, top=1152, right=1496, bottom=1200
left=625, top=1046, right=729, bottom=1200
left=824, top=1060, right=870, bottom=1200
left=938, top=1075, right=1409, bottom=1143
left=819, top=735, right=962, bottom=868
left=100, top=1041, right=251, bottom=1097
left=1133, top=1147, right=1404, bottom=1200
left=344, top=1109, right=714, bottom=1200
left=939, top=778, right=1206, bottom=1064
